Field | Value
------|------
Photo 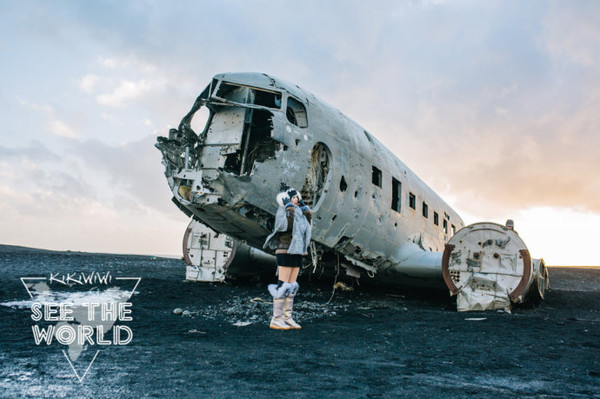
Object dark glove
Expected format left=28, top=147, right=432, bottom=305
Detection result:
left=298, top=199, right=305, bottom=207
left=282, top=196, right=290, bottom=205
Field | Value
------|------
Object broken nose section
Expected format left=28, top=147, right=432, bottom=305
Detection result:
left=154, top=126, right=222, bottom=207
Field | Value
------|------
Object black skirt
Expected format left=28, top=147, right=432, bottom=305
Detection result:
left=276, top=253, right=303, bottom=267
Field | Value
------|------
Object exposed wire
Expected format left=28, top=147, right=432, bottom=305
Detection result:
left=305, top=241, right=324, bottom=278
left=310, top=241, right=318, bottom=273
left=325, top=253, right=340, bottom=305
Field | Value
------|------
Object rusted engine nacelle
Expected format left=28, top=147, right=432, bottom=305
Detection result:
left=442, top=222, right=549, bottom=312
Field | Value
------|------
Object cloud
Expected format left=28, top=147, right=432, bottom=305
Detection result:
left=0, top=138, right=172, bottom=217
left=369, top=79, right=600, bottom=217
left=96, top=79, right=155, bottom=108
left=79, top=74, right=99, bottom=94
left=49, top=119, right=79, bottom=139
left=60, top=135, right=175, bottom=213
left=98, top=55, right=156, bottom=73
left=294, top=2, right=600, bottom=219
left=541, top=2, right=600, bottom=67
left=3, top=1, right=600, bottom=261
left=73, top=56, right=195, bottom=133
left=0, top=140, right=61, bottom=162
left=17, top=100, right=81, bottom=140
left=88, top=56, right=165, bottom=108
left=0, top=139, right=187, bottom=255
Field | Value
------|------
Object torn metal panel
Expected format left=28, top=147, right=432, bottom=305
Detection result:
left=455, top=276, right=512, bottom=312
left=183, top=220, right=233, bottom=282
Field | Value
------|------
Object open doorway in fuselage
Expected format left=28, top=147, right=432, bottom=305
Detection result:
left=301, top=142, right=331, bottom=209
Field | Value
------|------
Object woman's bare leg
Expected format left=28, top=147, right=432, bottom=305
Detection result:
left=278, top=266, right=292, bottom=282
left=287, top=267, right=300, bottom=283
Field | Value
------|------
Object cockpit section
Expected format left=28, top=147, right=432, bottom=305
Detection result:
left=155, top=75, right=315, bottom=237
left=154, top=77, right=304, bottom=222
left=179, top=79, right=309, bottom=178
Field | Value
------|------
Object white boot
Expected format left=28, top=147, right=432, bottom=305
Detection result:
left=283, top=294, right=301, bottom=329
left=270, top=298, right=289, bottom=330
left=283, top=282, right=301, bottom=329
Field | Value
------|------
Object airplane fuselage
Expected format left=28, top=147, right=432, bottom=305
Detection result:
left=157, top=72, right=463, bottom=282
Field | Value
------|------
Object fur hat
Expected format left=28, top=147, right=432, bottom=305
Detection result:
left=276, top=191, right=290, bottom=207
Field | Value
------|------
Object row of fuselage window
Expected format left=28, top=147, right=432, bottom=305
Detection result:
left=371, top=166, right=456, bottom=235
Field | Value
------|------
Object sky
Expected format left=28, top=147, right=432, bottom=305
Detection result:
left=1, top=0, right=599, bottom=265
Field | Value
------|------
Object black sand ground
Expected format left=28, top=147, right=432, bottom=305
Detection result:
left=1, top=245, right=599, bottom=398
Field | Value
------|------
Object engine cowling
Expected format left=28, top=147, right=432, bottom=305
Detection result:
left=183, top=219, right=275, bottom=282
left=442, top=222, right=548, bottom=312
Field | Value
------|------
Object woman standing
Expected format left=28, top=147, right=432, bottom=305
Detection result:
left=263, top=186, right=312, bottom=330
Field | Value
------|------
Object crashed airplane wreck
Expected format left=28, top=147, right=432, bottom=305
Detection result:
left=156, top=72, right=549, bottom=311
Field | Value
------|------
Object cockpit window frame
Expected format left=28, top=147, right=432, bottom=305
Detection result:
left=211, top=80, right=283, bottom=109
